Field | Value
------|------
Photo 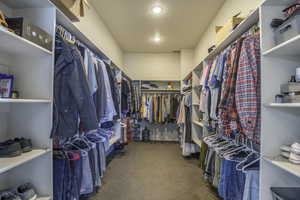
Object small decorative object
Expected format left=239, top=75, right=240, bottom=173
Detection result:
left=275, top=94, right=284, bottom=103
left=0, top=73, right=14, bottom=98
left=11, top=91, right=19, bottom=99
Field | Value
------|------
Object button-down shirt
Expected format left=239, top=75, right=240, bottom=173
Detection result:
left=235, top=34, right=261, bottom=142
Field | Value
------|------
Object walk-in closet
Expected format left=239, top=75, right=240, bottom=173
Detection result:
left=0, top=0, right=300, bottom=200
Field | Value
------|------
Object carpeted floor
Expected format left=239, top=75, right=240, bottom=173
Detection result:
left=91, top=142, right=220, bottom=200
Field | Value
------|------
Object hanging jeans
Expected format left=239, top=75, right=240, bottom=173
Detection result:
left=243, top=169, right=259, bottom=200
left=80, top=150, right=94, bottom=195
left=53, top=158, right=66, bottom=200
left=218, top=158, right=246, bottom=200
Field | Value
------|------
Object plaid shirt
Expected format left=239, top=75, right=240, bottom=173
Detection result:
left=235, top=34, right=261, bottom=142
left=218, top=38, right=244, bottom=135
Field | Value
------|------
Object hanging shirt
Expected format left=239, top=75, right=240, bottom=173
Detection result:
left=87, top=52, right=98, bottom=95
left=98, top=60, right=117, bottom=123
left=235, top=34, right=261, bottom=142
left=218, top=39, right=244, bottom=135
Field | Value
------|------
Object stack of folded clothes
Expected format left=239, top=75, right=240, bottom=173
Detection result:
left=0, top=138, right=32, bottom=158
left=0, top=183, right=38, bottom=200
left=280, top=142, right=300, bottom=164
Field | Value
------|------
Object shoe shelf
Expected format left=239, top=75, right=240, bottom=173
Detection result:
left=0, top=99, right=51, bottom=104
left=263, top=156, right=300, bottom=178
left=263, top=34, right=300, bottom=57
left=0, top=149, right=51, bottom=174
left=0, top=27, right=52, bottom=57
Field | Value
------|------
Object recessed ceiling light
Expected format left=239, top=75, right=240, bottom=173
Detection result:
left=152, top=6, right=162, bottom=14
left=154, top=36, right=161, bottom=42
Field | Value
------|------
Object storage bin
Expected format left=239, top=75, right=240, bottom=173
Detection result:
left=271, top=187, right=300, bottom=200
left=281, top=83, right=300, bottom=93
left=274, top=15, right=300, bottom=45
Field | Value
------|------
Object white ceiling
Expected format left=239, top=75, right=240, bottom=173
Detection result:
left=91, top=0, right=225, bottom=53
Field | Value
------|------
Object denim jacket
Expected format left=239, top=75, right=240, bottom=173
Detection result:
left=51, top=36, right=98, bottom=138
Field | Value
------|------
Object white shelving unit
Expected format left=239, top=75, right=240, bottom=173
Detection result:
left=0, top=0, right=55, bottom=198
left=190, top=64, right=203, bottom=148
left=260, top=0, right=300, bottom=199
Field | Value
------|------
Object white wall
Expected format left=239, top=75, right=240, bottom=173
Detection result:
left=124, top=53, right=180, bottom=80
left=193, top=0, right=263, bottom=66
left=180, top=49, right=195, bottom=79
left=73, top=5, right=124, bottom=69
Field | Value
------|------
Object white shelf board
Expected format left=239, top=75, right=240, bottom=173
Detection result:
left=37, top=197, right=51, bottom=200
left=263, top=34, right=300, bottom=57
left=192, top=137, right=202, bottom=147
left=0, top=27, right=52, bottom=57
left=0, top=149, right=51, bottom=174
left=193, top=120, right=204, bottom=127
left=205, top=8, right=259, bottom=61
left=265, top=103, right=300, bottom=108
left=263, top=156, right=300, bottom=178
left=3, top=0, right=53, bottom=8
left=0, top=99, right=51, bottom=104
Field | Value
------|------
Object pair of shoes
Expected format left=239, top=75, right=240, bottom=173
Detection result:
left=0, top=138, right=32, bottom=158
left=0, top=183, right=37, bottom=200
left=280, top=143, right=300, bottom=164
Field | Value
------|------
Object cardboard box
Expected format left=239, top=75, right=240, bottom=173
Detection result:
left=215, top=16, right=244, bottom=46
left=50, top=0, right=79, bottom=22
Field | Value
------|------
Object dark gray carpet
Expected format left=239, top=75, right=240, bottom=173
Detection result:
left=92, top=142, right=220, bottom=200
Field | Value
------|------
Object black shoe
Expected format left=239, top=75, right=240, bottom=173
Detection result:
left=0, top=140, right=22, bottom=158
left=14, top=138, right=32, bottom=153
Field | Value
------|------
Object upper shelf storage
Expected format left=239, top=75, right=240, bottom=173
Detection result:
left=263, top=34, right=300, bottom=57
left=0, top=28, right=52, bottom=57
left=205, top=8, right=259, bottom=61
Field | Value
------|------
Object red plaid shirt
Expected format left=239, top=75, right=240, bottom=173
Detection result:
left=235, top=34, right=261, bottom=142
left=218, top=38, right=244, bottom=135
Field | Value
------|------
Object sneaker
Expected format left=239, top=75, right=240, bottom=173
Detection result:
left=291, top=143, right=300, bottom=154
left=14, top=138, right=32, bottom=153
left=16, top=183, right=37, bottom=200
left=0, top=140, right=22, bottom=158
left=0, top=191, right=21, bottom=200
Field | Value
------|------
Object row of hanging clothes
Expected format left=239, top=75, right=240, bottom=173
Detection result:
left=177, top=92, right=199, bottom=156
left=140, top=92, right=180, bottom=124
left=52, top=25, right=126, bottom=200
left=197, top=25, right=261, bottom=200
left=201, top=134, right=260, bottom=200
left=198, top=25, right=261, bottom=142
left=138, top=91, right=181, bottom=142
left=53, top=130, right=112, bottom=200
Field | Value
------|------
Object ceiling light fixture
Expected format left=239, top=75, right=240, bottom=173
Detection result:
left=152, top=6, right=162, bottom=15
left=154, top=36, right=161, bottom=42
